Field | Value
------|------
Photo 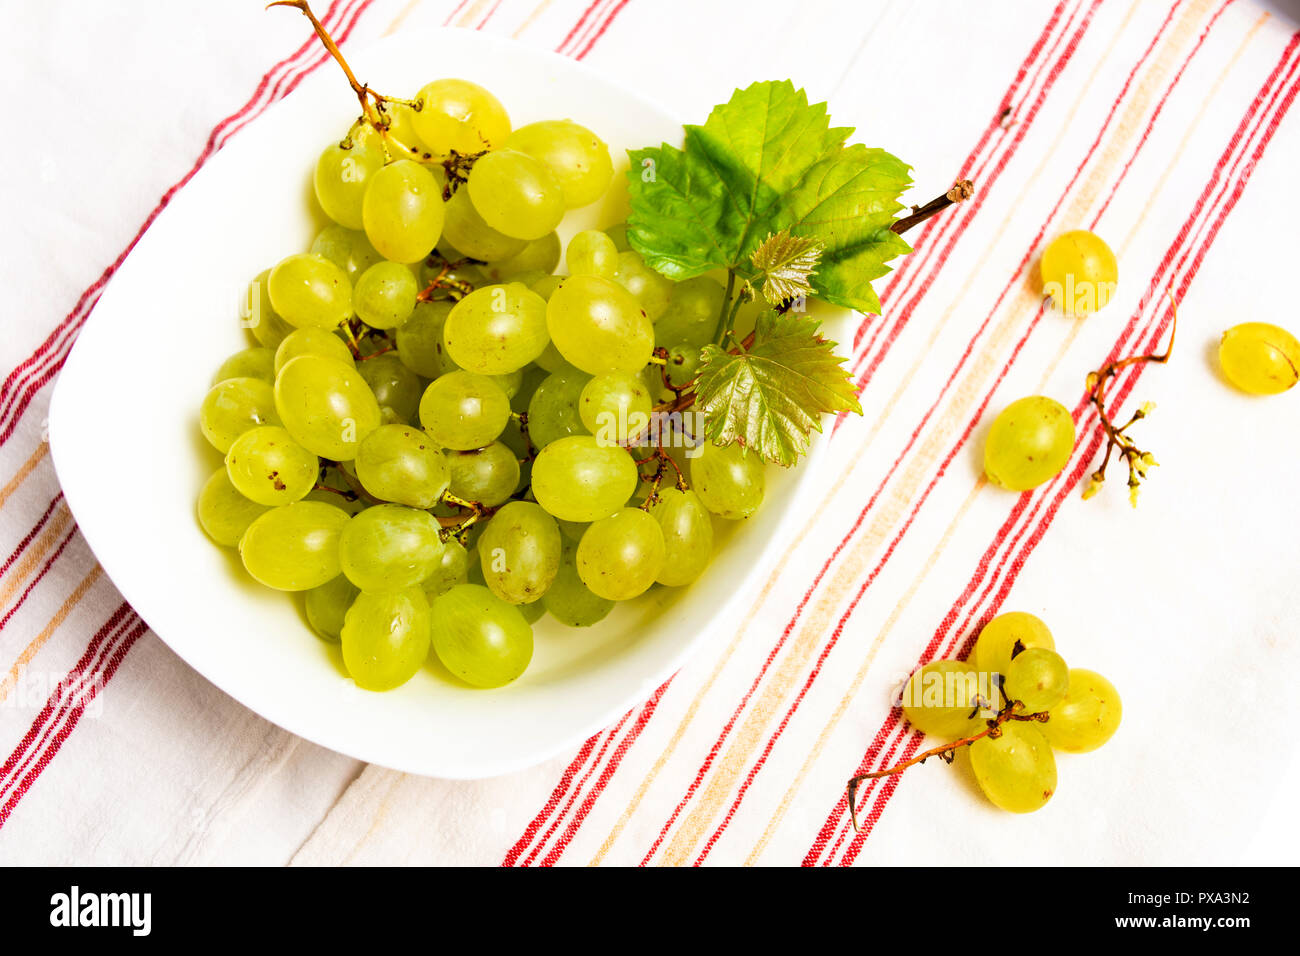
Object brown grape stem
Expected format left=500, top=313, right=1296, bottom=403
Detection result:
left=890, top=180, right=974, bottom=235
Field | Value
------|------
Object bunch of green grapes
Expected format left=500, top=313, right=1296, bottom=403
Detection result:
left=896, top=611, right=1121, bottom=813
left=198, top=75, right=776, bottom=696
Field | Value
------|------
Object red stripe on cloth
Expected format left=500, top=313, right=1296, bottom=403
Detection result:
left=555, top=0, right=609, bottom=54
left=0, top=528, right=77, bottom=637
left=443, top=0, right=472, bottom=27
left=501, top=731, right=605, bottom=866
left=0, top=0, right=370, bottom=449
left=0, top=494, right=63, bottom=581
left=574, top=0, right=631, bottom=60
left=820, top=34, right=1300, bottom=865
left=476, top=0, right=506, bottom=30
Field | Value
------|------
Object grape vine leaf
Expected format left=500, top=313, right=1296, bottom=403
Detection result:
left=750, top=229, right=823, bottom=305
left=694, top=311, right=863, bottom=467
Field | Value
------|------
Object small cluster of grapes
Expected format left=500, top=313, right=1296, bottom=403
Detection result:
left=889, top=612, right=1121, bottom=814
left=197, top=75, right=769, bottom=692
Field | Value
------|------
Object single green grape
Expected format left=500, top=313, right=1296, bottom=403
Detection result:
left=338, top=503, right=445, bottom=592
left=664, top=343, right=703, bottom=389
left=1040, top=229, right=1118, bottom=315
left=900, top=660, right=986, bottom=738
left=527, top=364, right=591, bottom=447
left=441, top=186, right=528, bottom=262
left=212, top=347, right=276, bottom=386
left=314, top=126, right=385, bottom=229
left=274, top=327, right=355, bottom=375
left=1004, top=647, right=1070, bottom=713
left=362, top=160, right=444, bottom=264
left=274, top=355, right=381, bottom=460
left=984, top=396, right=1075, bottom=492
left=505, top=120, right=613, bottom=209
left=546, top=275, right=653, bottom=375
left=577, top=507, right=665, bottom=601
left=477, top=501, right=561, bottom=605
left=578, top=372, right=651, bottom=442
left=353, top=424, right=450, bottom=507
left=357, top=352, right=423, bottom=423
left=304, top=574, right=359, bottom=642
left=353, top=260, right=418, bottom=329
left=481, top=232, right=561, bottom=282
left=395, top=299, right=456, bottom=378
left=245, top=269, right=295, bottom=349
left=529, top=273, right=565, bottom=302
left=650, top=488, right=713, bottom=587
left=1219, top=322, right=1300, bottom=394
left=429, top=583, right=533, bottom=688
left=543, top=541, right=614, bottom=627
left=267, top=253, right=353, bottom=330
left=1041, top=668, right=1122, bottom=752
left=443, top=282, right=550, bottom=375
left=412, top=79, right=511, bottom=156
left=419, top=370, right=511, bottom=450
left=690, top=442, right=765, bottom=519
left=969, top=722, right=1057, bottom=813
left=200, top=377, right=280, bottom=453
left=224, top=425, right=318, bottom=506
left=565, top=229, right=619, bottom=279
left=466, top=150, right=564, bottom=241
left=655, top=276, right=725, bottom=347
left=972, top=611, right=1056, bottom=678
left=310, top=224, right=383, bottom=282
left=445, top=441, right=521, bottom=507
left=532, top=435, right=638, bottom=522
left=341, top=587, right=432, bottom=691
left=613, top=250, right=672, bottom=322
left=239, top=500, right=350, bottom=591
left=422, top=538, right=469, bottom=598
left=197, top=468, right=272, bottom=547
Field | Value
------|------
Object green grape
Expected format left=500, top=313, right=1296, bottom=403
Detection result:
left=546, top=275, right=654, bottom=375
left=511, top=364, right=549, bottom=414
left=565, top=229, right=619, bottom=279
left=613, top=251, right=673, bottom=322
left=578, top=372, right=650, bottom=443
left=357, top=352, right=423, bottom=423
left=239, top=500, right=349, bottom=591
left=482, top=232, right=560, bottom=282
left=577, top=508, right=665, bottom=601
left=543, top=542, right=614, bottom=626
left=900, top=661, right=987, bottom=738
left=197, top=468, right=272, bottom=547
left=412, top=79, right=511, bottom=156
left=304, top=574, right=359, bottom=642
left=341, top=588, right=432, bottom=691
left=983, top=396, right=1075, bottom=492
left=1040, top=229, right=1117, bottom=315
left=274, top=327, right=355, bottom=375
left=395, top=299, right=456, bottom=377
left=518, top=597, right=547, bottom=624
left=972, top=611, right=1055, bottom=678
left=354, top=424, right=449, bottom=507
left=476, top=501, right=561, bottom=605
left=213, top=347, right=276, bottom=386
left=466, top=149, right=565, bottom=241
left=650, top=488, right=713, bottom=586
left=353, top=260, right=418, bottom=329
left=245, top=269, right=295, bottom=349
left=377, top=99, right=436, bottom=156
left=1004, top=647, right=1070, bottom=713
left=443, top=282, right=550, bottom=375
left=533, top=341, right=568, bottom=373
left=419, top=370, right=511, bottom=450
left=532, top=436, right=637, bottom=521
left=422, top=538, right=469, bottom=598
left=664, top=343, right=703, bottom=388
left=362, top=160, right=444, bottom=264
left=314, top=127, right=385, bottom=229
left=200, top=377, right=280, bottom=453
left=690, top=442, right=764, bottom=519
left=224, top=425, right=318, bottom=506
left=310, top=224, right=382, bottom=282
left=267, top=253, right=353, bottom=330
left=338, top=503, right=445, bottom=592
left=429, top=584, right=532, bottom=688
left=529, top=273, right=565, bottom=301
left=492, top=367, right=524, bottom=399
left=1219, top=322, right=1300, bottom=394
left=505, top=120, right=613, bottom=209
left=970, top=722, right=1057, bottom=813
left=655, top=276, right=725, bottom=347
left=605, top=223, right=629, bottom=252
left=445, top=441, right=520, bottom=506
left=441, top=187, right=528, bottom=262
left=1041, top=669, right=1122, bottom=752
left=274, top=355, right=382, bottom=460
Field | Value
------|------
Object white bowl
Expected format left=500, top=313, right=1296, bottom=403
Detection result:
left=49, top=27, right=842, bottom=778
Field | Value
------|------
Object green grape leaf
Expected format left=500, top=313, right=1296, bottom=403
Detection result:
left=694, top=311, right=863, bottom=467
left=749, top=229, right=823, bottom=305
